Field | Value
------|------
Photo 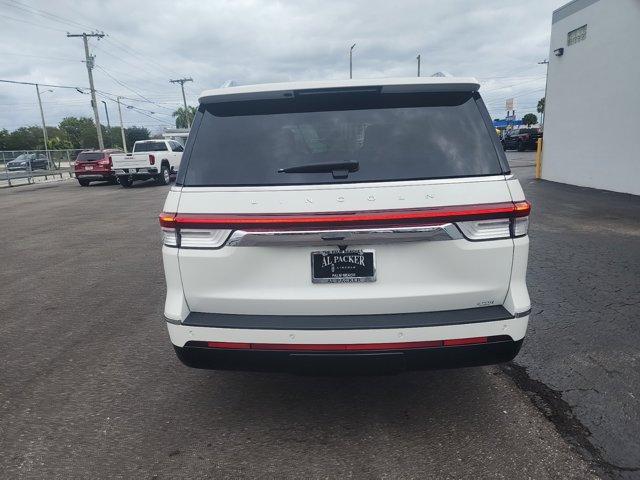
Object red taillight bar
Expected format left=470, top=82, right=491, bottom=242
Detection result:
left=197, top=336, right=504, bottom=352
left=159, top=201, right=530, bottom=230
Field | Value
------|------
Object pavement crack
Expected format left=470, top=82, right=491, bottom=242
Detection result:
left=501, top=362, right=640, bottom=477
left=563, top=387, right=602, bottom=395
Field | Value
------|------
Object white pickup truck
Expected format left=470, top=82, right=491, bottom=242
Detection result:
left=111, top=139, right=184, bottom=187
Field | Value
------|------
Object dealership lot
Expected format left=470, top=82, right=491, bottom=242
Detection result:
left=1, top=152, right=638, bottom=479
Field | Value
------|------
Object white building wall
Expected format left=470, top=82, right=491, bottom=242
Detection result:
left=542, top=0, right=640, bottom=195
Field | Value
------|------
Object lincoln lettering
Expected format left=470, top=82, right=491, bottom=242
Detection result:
left=322, top=254, right=365, bottom=268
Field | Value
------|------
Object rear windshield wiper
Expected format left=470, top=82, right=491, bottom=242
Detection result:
left=278, top=161, right=359, bottom=179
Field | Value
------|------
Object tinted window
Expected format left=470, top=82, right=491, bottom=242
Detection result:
left=181, top=91, right=503, bottom=187
left=77, top=152, right=104, bottom=161
left=170, top=141, right=184, bottom=152
left=134, top=141, right=167, bottom=152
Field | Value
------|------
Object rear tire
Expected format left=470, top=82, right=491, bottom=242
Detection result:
left=156, top=164, right=170, bottom=186
left=78, top=179, right=90, bottom=187
left=119, top=175, right=133, bottom=188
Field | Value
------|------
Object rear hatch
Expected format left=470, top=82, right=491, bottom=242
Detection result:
left=75, top=151, right=110, bottom=173
left=165, top=85, right=521, bottom=316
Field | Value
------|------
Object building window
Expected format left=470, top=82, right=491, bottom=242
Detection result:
left=568, top=25, right=587, bottom=45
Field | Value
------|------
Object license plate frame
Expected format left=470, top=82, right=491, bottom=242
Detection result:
left=311, top=249, right=376, bottom=284
left=84, top=165, right=93, bottom=170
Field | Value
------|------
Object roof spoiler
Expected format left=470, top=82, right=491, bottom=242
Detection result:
left=200, top=78, right=480, bottom=104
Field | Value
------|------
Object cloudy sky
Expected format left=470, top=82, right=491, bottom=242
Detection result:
left=0, top=0, right=562, bottom=133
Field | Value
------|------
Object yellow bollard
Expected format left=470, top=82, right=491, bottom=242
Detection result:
left=535, top=137, right=543, bottom=179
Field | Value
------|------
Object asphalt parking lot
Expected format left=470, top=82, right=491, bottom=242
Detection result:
left=1, top=152, right=638, bottom=479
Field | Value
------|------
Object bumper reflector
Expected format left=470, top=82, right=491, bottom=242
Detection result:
left=199, top=336, right=503, bottom=352
left=443, top=336, right=488, bottom=346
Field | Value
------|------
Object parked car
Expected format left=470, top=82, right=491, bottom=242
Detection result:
left=111, top=140, right=183, bottom=187
left=74, top=149, right=122, bottom=186
left=502, top=128, right=542, bottom=151
left=159, top=77, right=531, bottom=374
left=6, top=153, right=49, bottom=171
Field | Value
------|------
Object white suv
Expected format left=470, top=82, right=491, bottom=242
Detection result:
left=160, top=77, right=531, bottom=374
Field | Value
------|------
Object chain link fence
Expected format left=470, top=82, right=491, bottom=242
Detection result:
left=0, top=149, right=84, bottom=186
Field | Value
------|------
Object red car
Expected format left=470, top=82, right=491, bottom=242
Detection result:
left=74, top=149, right=123, bottom=186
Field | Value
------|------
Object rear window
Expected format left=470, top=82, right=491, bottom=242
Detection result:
left=77, top=152, right=104, bottom=162
left=180, top=91, right=504, bottom=187
left=133, top=141, right=167, bottom=152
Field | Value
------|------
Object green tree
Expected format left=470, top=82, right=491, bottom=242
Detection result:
left=48, top=136, right=74, bottom=150
left=0, top=128, right=9, bottom=150
left=125, top=126, right=150, bottom=148
left=537, top=97, right=545, bottom=125
left=523, top=113, right=538, bottom=126
left=59, top=116, right=98, bottom=149
left=172, top=106, right=196, bottom=128
left=5, top=126, right=44, bottom=150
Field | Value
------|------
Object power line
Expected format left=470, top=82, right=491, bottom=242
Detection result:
left=95, top=92, right=173, bottom=125
left=102, top=37, right=181, bottom=78
left=0, top=52, right=82, bottom=63
left=0, top=79, right=179, bottom=111
left=3, top=0, right=97, bottom=32
left=0, top=13, right=67, bottom=32
left=94, top=65, right=175, bottom=112
left=0, top=78, right=85, bottom=90
left=90, top=45, right=175, bottom=91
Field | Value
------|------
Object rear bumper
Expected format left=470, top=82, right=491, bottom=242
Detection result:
left=166, top=311, right=529, bottom=373
left=174, top=338, right=523, bottom=374
left=75, top=172, right=113, bottom=179
left=114, top=168, right=158, bottom=177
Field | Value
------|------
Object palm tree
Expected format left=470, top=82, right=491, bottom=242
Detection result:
left=172, top=106, right=197, bottom=129
left=537, top=97, right=545, bottom=125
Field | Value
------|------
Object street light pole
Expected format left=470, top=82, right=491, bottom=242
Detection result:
left=101, top=100, right=111, bottom=129
left=35, top=84, right=49, bottom=162
left=116, top=96, right=127, bottom=153
left=349, top=43, right=356, bottom=79
left=416, top=54, right=421, bottom=77
left=101, top=100, right=111, bottom=147
left=538, top=60, right=549, bottom=128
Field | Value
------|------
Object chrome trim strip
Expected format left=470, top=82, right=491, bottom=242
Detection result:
left=226, top=223, right=463, bottom=247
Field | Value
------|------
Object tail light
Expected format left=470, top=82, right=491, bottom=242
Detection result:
left=457, top=201, right=530, bottom=240
left=160, top=214, right=231, bottom=248
left=149, top=154, right=155, bottom=165
left=98, top=157, right=111, bottom=167
left=159, top=201, right=530, bottom=248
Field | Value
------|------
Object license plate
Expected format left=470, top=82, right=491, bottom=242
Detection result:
left=84, top=166, right=93, bottom=170
left=311, top=250, right=376, bottom=283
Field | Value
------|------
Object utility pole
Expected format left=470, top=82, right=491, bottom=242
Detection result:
left=170, top=77, right=193, bottom=127
left=35, top=84, right=50, bottom=166
left=116, top=96, right=127, bottom=153
left=349, top=43, right=356, bottom=79
left=67, top=31, right=105, bottom=150
left=416, top=54, right=421, bottom=77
